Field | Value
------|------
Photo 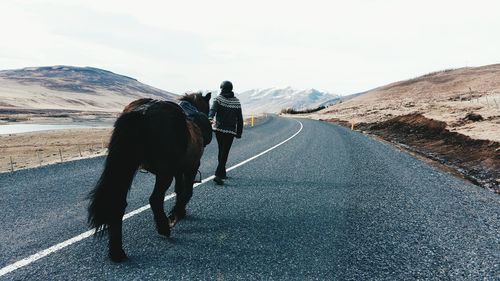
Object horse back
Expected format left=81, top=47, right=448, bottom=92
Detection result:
left=123, top=98, right=154, bottom=113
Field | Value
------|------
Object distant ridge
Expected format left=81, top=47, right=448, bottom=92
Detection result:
left=345, top=64, right=500, bottom=103
left=8, top=66, right=139, bottom=81
left=0, top=65, right=177, bottom=112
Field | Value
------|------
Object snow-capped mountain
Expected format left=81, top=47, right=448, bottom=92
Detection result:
left=236, top=87, right=340, bottom=115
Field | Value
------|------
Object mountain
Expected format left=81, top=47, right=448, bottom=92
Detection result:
left=314, top=63, right=500, bottom=142
left=0, top=66, right=177, bottom=112
left=237, top=87, right=340, bottom=114
left=339, top=64, right=500, bottom=104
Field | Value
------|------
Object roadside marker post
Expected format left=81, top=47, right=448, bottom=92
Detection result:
left=37, top=151, right=41, bottom=166
left=10, top=156, right=14, bottom=172
left=251, top=116, right=255, bottom=127
left=351, top=119, right=355, bottom=130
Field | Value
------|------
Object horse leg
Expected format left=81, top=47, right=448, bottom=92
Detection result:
left=171, top=164, right=198, bottom=222
left=167, top=173, right=185, bottom=227
left=109, top=216, right=126, bottom=262
left=108, top=194, right=128, bottom=262
left=149, top=175, right=174, bottom=236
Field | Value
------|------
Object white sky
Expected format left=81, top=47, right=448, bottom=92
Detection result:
left=1, top=0, right=499, bottom=95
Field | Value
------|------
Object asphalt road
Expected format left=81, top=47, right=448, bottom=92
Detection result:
left=0, top=116, right=499, bottom=280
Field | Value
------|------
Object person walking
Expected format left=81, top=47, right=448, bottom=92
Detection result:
left=209, top=80, right=243, bottom=185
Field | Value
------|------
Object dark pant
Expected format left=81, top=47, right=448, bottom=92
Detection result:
left=215, top=131, right=234, bottom=178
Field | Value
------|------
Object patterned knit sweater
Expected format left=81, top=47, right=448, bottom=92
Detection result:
left=208, top=92, right=243, bottom=137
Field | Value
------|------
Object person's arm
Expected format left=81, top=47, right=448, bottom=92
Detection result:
left=236, top=106, right=243, bottom=138
left=208, top=99, right=219, bottom=122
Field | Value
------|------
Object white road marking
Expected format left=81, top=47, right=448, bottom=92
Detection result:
left=0, top=120, right=303, bottom=277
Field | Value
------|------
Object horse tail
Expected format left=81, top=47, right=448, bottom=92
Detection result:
left=87, top=111, right=143, bottom=235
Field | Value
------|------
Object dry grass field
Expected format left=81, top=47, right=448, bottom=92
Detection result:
left=0, top=128, right=112, bottom=172
left=308, top=64, right=500, bottom=142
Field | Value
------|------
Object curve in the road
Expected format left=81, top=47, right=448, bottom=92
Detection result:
left=0, top=119, right=303, bottom=278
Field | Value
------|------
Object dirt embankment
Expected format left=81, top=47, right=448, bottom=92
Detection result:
left=325, top=114, right=499, bottom=193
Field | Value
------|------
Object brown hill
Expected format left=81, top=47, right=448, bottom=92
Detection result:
left=0, top=66, right=177, bottom=113
left=312, top=64, right=500, bottom=142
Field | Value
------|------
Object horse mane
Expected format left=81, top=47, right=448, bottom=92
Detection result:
left=179, top=92, right=202, bottom=103
left=179, top=92, right=209, bottom=115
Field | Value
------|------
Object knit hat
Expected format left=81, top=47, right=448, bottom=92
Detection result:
left=220, top=80, right=233, bottom=93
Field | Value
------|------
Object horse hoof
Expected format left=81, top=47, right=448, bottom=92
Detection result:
left=156, top=223, right=171, bottom=237
left=213, top=176, right=224, bottom=185
left=168, top=214, right=178, bottom=228
left=170, top=209, right=186, bottom=220
left=109, top=248, right=128, bottom=263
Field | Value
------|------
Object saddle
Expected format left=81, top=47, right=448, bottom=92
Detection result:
left=178, top=101, right=212, bottom=146
left=130, top=99, right=212, bottom=147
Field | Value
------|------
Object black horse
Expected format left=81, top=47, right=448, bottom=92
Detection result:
left=88, top=92, right=212, bottom=262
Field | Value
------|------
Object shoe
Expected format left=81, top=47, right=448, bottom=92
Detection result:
left=213, top=176, right=224, bottom=185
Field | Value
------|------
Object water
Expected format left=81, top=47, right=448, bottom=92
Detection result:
left=0, top=124, right=111, bottom=135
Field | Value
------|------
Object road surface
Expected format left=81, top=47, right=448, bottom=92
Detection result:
left=0, top=116, right=499, bottom=280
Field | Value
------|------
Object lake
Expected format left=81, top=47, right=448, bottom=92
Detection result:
left=0, top=124, right=111, bottom=135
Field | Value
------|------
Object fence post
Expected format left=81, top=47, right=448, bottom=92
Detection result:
left=37, top=150, right=41, bottom=166
left=10, top=156, right=14, bottom=172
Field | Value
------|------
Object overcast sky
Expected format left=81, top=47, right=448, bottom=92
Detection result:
left=1, top=0, right=499, bottom=95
